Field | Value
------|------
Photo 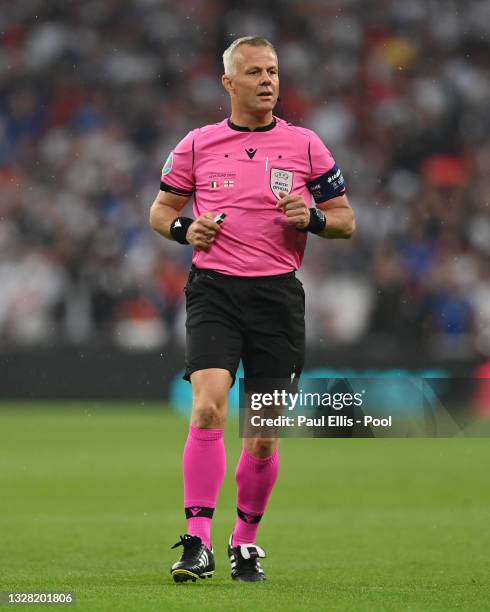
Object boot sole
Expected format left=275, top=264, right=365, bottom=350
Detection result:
left=172, top=569, right=214, bottom=583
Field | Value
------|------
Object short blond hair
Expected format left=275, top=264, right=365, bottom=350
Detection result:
left=222, top=36, right=277, bottom=75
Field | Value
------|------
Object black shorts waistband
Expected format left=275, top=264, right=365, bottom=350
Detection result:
left=190, top=265, right=296, bottom=282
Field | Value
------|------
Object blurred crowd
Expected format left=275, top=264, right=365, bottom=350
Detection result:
left=1, top=0, right=489, bottom=358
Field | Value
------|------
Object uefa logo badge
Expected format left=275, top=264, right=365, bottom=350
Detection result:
left=270, top=168, right=294, bottom=200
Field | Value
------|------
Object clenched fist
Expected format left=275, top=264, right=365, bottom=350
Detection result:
left=276, top=191, right=310, bottom=229
left=187, top=212, right=222, bottom=251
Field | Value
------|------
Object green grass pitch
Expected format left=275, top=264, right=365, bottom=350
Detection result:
left=1, top=402, right=489, bottom=611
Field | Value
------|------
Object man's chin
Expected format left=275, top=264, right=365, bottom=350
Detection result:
left=254, top=99, right=276, bottom=111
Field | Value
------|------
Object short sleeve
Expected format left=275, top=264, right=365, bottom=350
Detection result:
left=160, top=130, right=196, bottom=196
left=306, top=132, right=346, bottom=204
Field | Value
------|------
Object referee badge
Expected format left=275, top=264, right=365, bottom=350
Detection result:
left=270, top=168, right=294, bottom=200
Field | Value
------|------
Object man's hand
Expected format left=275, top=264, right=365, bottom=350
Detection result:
left=187, top=212, right=222, bottom=251
left=276, top=192, right=310, bottom=229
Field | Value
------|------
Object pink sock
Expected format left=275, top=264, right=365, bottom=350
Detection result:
left=183, top=425, right=226, bottom=549
left=232, top=448, right=279, bottom=546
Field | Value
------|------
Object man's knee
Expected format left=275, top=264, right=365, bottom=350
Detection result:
left=245, top=437, right=278, bottom=458
left=191, top=398, right=227, bottom=428
left=190, top=368, right=231, bottom=428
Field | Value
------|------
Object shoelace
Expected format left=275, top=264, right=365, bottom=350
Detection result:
left=171, top=534, right=202, bottom=561
left=238, top=544, right=266, bottom=559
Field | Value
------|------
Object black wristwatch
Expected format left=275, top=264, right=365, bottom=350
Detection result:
left=297, top=208, right=327, bottom=234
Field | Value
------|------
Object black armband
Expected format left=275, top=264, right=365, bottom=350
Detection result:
left=297, top=208, right=327, bottom=234
left=307, top=164, right=346, bottom=203
left=170, top=217, right=193, bottom=244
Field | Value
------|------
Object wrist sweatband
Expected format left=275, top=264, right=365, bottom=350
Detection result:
left=297, top=208, right=327, bottom=234
left=170, top=217, right=193, bottom=244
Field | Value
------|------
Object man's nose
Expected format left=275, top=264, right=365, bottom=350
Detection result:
left=260, top=73, right=272, bottom=85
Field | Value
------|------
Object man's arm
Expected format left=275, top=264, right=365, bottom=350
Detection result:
left=277, top=192, right=355, bottom=239
left=149, top=190, right=189, bottom=239
left=149, top=190, right=222, bottom=250
left=317, top=194, right=355, bottom=239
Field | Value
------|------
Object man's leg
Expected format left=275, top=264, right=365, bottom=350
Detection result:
left=232, top=437, right=279, bottom=546
left=227, top=436, right=278, bottom=582
left=171, top=368, right=232, bottom=582
left=183, top=368, right=231, bottom=548
left=227, top=273, right=304, bottom=580
left=172, top=269, right=243, bottom=581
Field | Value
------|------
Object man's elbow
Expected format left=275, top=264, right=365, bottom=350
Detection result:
left=149, top=203, right=159, bottom=231
left=343, top=213, right=356, bottom=238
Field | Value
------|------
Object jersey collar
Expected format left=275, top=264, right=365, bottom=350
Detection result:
left=227, top=117, right=276, bottom=132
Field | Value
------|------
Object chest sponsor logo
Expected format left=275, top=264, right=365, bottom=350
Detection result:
left=270, top=168, right=294, bottom=200
left=208, top=171, right=236, bottom=190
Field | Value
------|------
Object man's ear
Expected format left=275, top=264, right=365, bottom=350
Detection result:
left=222, top=74, right=234, bottom=94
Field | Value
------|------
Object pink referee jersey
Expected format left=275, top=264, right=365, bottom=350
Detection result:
left=160, top=116, right=346, bottom=276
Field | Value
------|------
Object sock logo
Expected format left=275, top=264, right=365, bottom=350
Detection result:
left=185, top=506, right=215, bottom=519
left=237, top=507, right=263, bottom=524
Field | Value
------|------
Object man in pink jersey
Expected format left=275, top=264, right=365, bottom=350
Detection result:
left=150, top=36, right=355, bottom=583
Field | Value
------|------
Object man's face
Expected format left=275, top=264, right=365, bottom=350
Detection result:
left=224, top=45, right=279, bottom=114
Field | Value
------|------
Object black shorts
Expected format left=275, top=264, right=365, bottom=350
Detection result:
left=183, top=265, right=305, bottom=390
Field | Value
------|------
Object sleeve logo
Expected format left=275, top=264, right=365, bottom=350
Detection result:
left=327, top=167, right=344, bottom=188
left=161, top=151, right=174, bottom=176
left=270, top=168, right=294, bottom=200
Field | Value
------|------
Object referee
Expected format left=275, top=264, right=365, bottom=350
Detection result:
left=150, top=36, right=355, bottom=583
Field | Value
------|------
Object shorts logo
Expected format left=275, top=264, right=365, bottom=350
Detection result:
left=270, top=168, right=294, bottom=200
left=161, top=151, right=173, bottom=176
